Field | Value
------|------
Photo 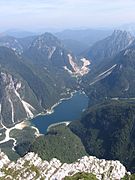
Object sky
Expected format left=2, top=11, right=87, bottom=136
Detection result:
left=0, top=0, right=135, bottom=31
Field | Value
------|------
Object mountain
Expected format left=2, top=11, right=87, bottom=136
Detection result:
left=0, top=32, right=91, bottom=128
left=0, top=35, right=36, bottom=55
left=120, top=23, right=135, bottom=35
left=56, top=29, right=112, bottom=46
left=22, top=32, right=90, bottom=76
left=18, top=36, right=37, bottom=50
left=82, top=39, right=135, bottom=105
left=0, top=150, right=129, bottom=180
left=84, top=30, right=135, bottom=65
left=0, top=36, right=24, bottom=55
left=0, top=47, right=41, bottom=128
left=23, top=32, right=80, bottom=73
left=0, top=47, right=77, bottom=128
left=70, top=100, right=135, bottom=172
left=1, top=28, right=135, bottom=179
left=0, top=33, right=87, bottom=76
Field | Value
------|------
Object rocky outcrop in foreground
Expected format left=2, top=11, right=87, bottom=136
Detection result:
left=0, top=151, right=130, bottom=180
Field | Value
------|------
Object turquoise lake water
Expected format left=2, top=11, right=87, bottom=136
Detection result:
left=32, top=91, right=88, bottom=134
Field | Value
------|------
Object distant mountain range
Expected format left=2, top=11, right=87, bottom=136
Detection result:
left=0, top=35, right=36, bottom=55
left=1, top=29, right=38, bottom=38
left=0, top=28, right=113, bottom=56
left=55, top=29, right=112, bottom=55
left=55, top=29, right=112, bottom=46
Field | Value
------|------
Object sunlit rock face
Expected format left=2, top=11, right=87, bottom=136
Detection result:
left=0, top=151, right=130, bottom=180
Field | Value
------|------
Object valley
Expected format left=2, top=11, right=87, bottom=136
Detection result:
left=0, top=91, right=88, bottom=149
left=1, top=0, right=135, bottom=179
left=0, top=29, right=135, bottom=179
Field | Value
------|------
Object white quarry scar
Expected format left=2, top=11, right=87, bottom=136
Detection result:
left=68, top=54, right=80, bottom=72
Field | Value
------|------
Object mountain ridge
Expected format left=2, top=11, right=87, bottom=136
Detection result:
left=0, top=150, right=130, bottom=180
left=84, top=30, right=135, bottom=66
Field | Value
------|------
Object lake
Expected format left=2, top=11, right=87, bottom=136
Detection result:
left=31, top=91, right=88, bottom=134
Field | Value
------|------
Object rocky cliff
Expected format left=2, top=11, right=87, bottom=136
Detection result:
left=0, top=151, right=130, bottom=180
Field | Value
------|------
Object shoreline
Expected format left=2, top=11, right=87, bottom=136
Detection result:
left=31, top=126, right=43, bottom=137
left=33, top=90, right=87, bottom=119
left=47, top=121, right=71, bottom=132
left=33, top=90, right=78, bottom=119
left=0, top=90, right=87, bottom=148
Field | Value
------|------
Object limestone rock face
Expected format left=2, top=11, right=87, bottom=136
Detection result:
left=0, top=151, right=130, bottom=180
